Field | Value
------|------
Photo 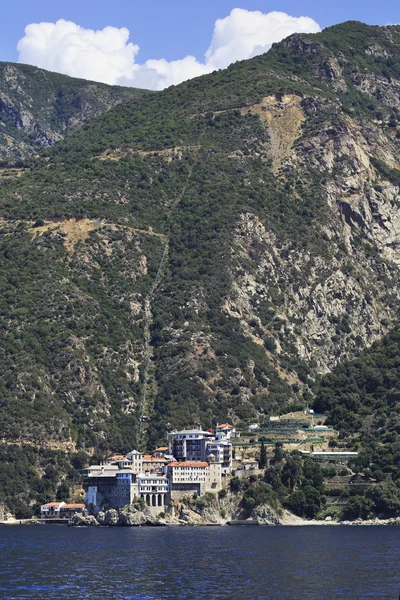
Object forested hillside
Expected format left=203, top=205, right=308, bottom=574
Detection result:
left=316, top=327, right=400, bottom=475
left=0, top=62, right=147, bottom=159
left=0, top=21, right=400, bottom=514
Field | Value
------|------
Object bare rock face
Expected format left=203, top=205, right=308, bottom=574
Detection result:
left=179, top=507, right=201, bottom=524
left=103, top=509, right=119, bottom=526
left=226, top=212, right=398, bottom=375
left=118, top=504, right=157, bottom=526
left=96, top=511, right=106, bottom=525
left=70, top=504, right=159, bottom=527
left=68, top=513, right=99, bottom=527
left=0, top=504, right=13, bottom=522
left=250, top=505, right=281, bottom=525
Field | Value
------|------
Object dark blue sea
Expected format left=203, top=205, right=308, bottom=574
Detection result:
left=0, top=525, right=399, bottom=599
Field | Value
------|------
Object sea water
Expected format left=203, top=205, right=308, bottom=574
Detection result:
left=0, top=525, right=399, bottom=599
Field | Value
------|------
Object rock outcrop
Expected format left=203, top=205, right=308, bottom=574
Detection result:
left=68, top=513, right=100, bottom=527
left=250, top=504, right=281, bottom=525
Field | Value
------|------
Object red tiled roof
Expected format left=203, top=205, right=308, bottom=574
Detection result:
left=168, top=462, right=209, bottom=468
left=62, top=504, right=85, bottom=509
left=217, top=424, right=234, bottom=429
left=42, top=502, right=64, bottom=507
left=154, top=447, right=168, bottom=452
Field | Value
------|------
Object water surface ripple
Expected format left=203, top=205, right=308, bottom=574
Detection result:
left=0, top=525, right=399, bottom=599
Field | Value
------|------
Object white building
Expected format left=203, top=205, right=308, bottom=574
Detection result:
left=40, top=502, right=85, bottom=519
left=168, top=428, right=233, bottom=472
left=137, top=475, right=169, bottom=507
left=216, top=424, right=236, bottom=440
left=205, top=440, right=232, bottom=474
left=126, top=450, right=143, bottom=474
left=40, top=502, right=65, bottom=518
left=168, top=429, right=214, bottom=462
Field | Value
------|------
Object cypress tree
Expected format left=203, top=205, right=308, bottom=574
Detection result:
left=260, top=440, right=267, bottom=468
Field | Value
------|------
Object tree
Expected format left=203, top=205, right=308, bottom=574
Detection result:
left=288, top=490, right=307, bottom=517
left=56, top=482, right=70, bottom=502
left=230, top=476, right=241, bottom=493
left=342, top=496, right=374, bottom=520
left=260, top=440, right=267, bottom=469
left=273, top=442, right=284, bottom=464
left=367, top=479, right=400, bottom=516
left=303, top=459, right=324, bottom=491
left=70, top=450, right=89, bottom=471
left=281, top=455, right=303, bottom=491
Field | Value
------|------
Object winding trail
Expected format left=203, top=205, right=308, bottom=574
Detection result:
left=138, top=240, right=169, bottom=446
left=137, top=150, right=201, bottom=447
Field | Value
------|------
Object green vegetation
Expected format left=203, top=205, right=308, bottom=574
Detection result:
left=0, top=220, right=164, bottom=453
left=0, top=21, right=400, bottom=516
left=314, top=327, right=400, bottom=502
left=0, top=61, right=146, bottom=159
left=371, top=158, right=400, bottom=188
left=238, top=442, right=400, bottom=520
left=0, top=444, right=89, bottom=518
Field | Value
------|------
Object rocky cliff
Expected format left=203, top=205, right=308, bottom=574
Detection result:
left=69, top=494, right=280, bottom=527
left=0, top=62, right=147, bottom=159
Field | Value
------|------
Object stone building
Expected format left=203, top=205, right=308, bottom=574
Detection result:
left=167, top=461, right=222, bottom=500
left=84, top=466, right=138, bottom=509
left=83, top=464, right=170, bottom=511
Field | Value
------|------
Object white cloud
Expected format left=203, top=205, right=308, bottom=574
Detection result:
left=17, top=20, right=139, bottom=85
left=206, top=9, right=320, bottom=69
left=17, top=10, right=321, bottom=90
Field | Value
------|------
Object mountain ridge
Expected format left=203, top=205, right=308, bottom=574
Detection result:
left=0, top=61, right=150, bottom=160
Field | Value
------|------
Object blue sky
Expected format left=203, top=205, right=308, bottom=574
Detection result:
left=1, top=1, right=399, bottom=90
left=2, top=0, right=399, bottom=63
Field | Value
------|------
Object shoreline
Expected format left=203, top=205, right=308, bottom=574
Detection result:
left=2, top=517, right=400, bottom=527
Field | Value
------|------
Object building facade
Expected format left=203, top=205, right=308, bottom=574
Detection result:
left=168, top=428, right=233, bottom=472
left=40, top=502, right=85, bottom=519
left=142, top=455, right=168, bottom=474
left=205, top=440, right=232, bottom=474
left=138, top=475, right=169, bottom=507
left=126, top=450, right=143, bottom=474
left=216, top=424, right=236, bottom=440
left=83, top=465, right=138, bottom=509
left=167, top=430, right=214, bottom=462
left=167, top=462, right=222, bottom=500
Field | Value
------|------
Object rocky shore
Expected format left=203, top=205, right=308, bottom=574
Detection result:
left=67, top=512, right=400, bottom=527
left=2, top=511, right=400, bottom=527
left=68, top=498, right=281, bottom=528
left=67, top=501, right=400, bottom=528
